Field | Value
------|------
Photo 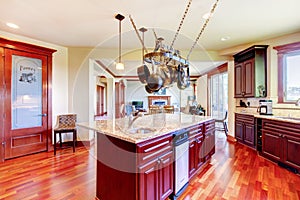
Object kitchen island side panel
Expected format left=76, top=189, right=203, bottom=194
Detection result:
left=96, top=133, right=138, bottom=200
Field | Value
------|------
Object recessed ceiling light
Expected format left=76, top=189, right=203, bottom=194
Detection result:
left=6, top=22, right=19, bottom=29
left=221, top=36, right=230, bottom=41
left=202, top=12, right=213, bottom=20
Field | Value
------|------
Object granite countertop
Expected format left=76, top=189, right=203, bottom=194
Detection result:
left=235, top=111, right=300, bottom=124
left=77, top=113, right=214, bottom=144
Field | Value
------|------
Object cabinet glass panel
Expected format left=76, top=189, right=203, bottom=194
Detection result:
left=11, top=55, right=42, bottom=129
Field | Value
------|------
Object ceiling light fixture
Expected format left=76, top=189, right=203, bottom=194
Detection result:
left=221, top=36, right=230, bottom=41
left=130, top=0, right=220, bottom=93
left=6, top=22, right=19, bottom=29
left=202, top=12, right=213, bottom=20
left=115, top=14, right=125, bottom=70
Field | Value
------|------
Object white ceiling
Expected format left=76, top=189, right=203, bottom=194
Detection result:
left=0, top=0, right=300, bottom=75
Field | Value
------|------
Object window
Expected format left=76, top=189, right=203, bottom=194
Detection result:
left=207, top=63, right=228, bottom=118
left=274, top=42, right=300, bottom=103
left=210, top=72, right=228, bottom=119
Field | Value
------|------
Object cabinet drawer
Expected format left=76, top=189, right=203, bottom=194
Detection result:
left=137, top=134, right=173, bottom=165
left=235, top=113, right=254, bottom=124
left=187, top=123, right=203, bottom=137
left=262, top=119, right=300, bottom=137
left=204, top=120, right=215, bottom=132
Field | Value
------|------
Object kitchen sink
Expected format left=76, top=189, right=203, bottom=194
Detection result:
left=128, top=127, right=156, bottom=134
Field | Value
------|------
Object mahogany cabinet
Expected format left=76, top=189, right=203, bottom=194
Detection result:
left=187, top=123, right=204, bottom=178
left=235, top=113, right=255, bottom=148
left=187, top=119, right=215, bottom=179
left=96, top=132, right=173, bottom=200
left=137, top=135, right=173, bottom=200
left=233, top=45, right=268, bottom=98
left=203, top=120, right=216, bottom=161
left=262, top=119, right=300, bottom=171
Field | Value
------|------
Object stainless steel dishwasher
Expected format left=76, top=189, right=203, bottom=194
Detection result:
left=170, top=129, right=189, bottom=200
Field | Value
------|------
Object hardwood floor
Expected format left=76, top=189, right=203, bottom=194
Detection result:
left=0, top=131, right=299, bottom=200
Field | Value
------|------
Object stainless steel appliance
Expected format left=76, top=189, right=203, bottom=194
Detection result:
left=170, top=129, right=189, bottom=200
left=257, top=100, right=273, bottom=115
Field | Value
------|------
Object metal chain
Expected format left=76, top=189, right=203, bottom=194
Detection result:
left=170, top=0, right=193, bottom=49
left=152, top=29, right=158, bottom=40
left=129, top=15, right=148, bottom=54
left=187, top=0, right=220, bottom=60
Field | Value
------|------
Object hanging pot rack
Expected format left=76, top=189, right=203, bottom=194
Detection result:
left=129, top=0, right=220, bottom=93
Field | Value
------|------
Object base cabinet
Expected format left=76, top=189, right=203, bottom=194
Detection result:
left=235, top=113, right=255, bottom=148
left=187, top=119, right=215, bottom=179
left=96, top=119, right=216, bottom=200
left=139, top=150, right=173, bottom=200
left=262, top=119, right=300, bottom=171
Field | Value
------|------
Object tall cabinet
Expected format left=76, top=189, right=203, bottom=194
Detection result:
left=233, top=45, right=268, bottom=98
left=0, top=37, right=56, bottom=161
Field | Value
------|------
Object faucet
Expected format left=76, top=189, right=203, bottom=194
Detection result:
left=128, top=112, right=143, bottom=129
left=296, top=98, right=300, bottom=106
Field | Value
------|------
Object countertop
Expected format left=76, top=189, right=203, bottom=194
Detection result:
left=235, top=111, right=300, bottom=124
left=77, top=113, right=214, bottom=144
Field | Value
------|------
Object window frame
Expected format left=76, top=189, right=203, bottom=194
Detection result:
left=274, top=41, right=300, bottom=103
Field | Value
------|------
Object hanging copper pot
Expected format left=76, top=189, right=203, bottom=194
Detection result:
left=177, top=64, right=190, bottom=90
left=147, top=73, right=163, bottom=91
left=137, top=64, right=150, bottom=84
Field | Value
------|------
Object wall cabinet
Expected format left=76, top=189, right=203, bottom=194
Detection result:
left=262, top=119, right=300, bottom=171
left=235, top=113, right=255, bottom=148
left=233, top=45, right=268, bottom=98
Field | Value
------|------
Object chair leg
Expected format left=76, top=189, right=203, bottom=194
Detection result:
left=59, top=133, right=62, bottom=148
left=72, top=130, right=76, bottom=153
left=54, top=132, right=57, bottom=155
left=223, top=122, right=228, bottom=136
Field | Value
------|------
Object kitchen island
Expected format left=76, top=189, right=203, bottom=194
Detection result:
left=77, top=113, right=215, bottom=200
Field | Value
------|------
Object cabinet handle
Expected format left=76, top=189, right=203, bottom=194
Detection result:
left=157, top=159, right=161, bottom=165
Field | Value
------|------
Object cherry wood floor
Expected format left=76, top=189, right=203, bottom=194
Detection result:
left=0, top=132, right=300, bottom=200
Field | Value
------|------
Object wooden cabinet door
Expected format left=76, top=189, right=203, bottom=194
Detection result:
left=139, top=159, right=159, bottom=200
left=262, top=130, right=282, bottom=162
left=234, top=63, right=243, bottom=97
left=243, top=123, right=255, bottom=147
left=196, top=136, right=204, bottom=169
left=235, top=121, right=244, bottom=142
left=243, top=59, right=255, bottom=97
left=188, top=140, right=196, bottom=178
left=203, top=131, right=215, bottom=160
left=158, top=151, right=173, bottom=200
left=283, top=134, right=300, bottom=170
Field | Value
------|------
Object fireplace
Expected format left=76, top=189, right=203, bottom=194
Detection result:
left=148, top=96, right=171, bottom=109
left=152, top=100, right=168, bottom=106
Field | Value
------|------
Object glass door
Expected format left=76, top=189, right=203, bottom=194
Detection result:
left=210, top=72, right=228, bottom=119
left=4, top=49, right=48, bottom=159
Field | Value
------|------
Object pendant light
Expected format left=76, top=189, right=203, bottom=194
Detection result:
left=115, top=14, right=125, bottom=70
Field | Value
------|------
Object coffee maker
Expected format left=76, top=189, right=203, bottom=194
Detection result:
left=257, top=100, right=273, bottom=115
